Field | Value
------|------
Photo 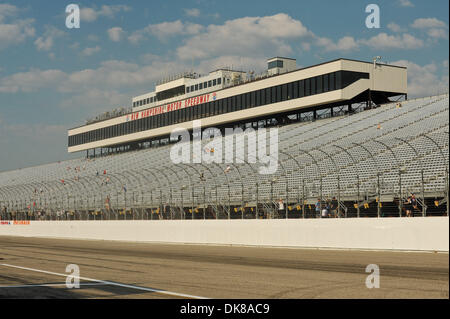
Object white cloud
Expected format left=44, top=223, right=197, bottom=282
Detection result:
left=176, top=13, right=311, bottom=60
left=0, top=18, right=35, bottom=50
left=128, top=20, right=203, bottom=44
left=427, top=28, right=448, bottom=40
left=392, top=60, right=449, bottom=97
left=107, top=27, right=124, bottom=42
left=0, top=3, right=18, bottom=23
left=0, top=69, right=66, bottom=93
left=34, top=25, right=65, bottom=51
left=80, top=7, right=97, bottom=22
left=398, top=0, right=414, bottom=7
left=99, top=5, right=131, bottom=18
left=184, top=8, right=200, bottom=17
left=80, top=5, right=131, bottom=22
left=411, top=18, right=447, bottom=29
left=81, top=46, right=101, bottom=56
left=60, top=88, right=130, bottom=112
left=316, top=36, right=359, bottom=52
left=362, top=33, right=424, bottom=49
left=387, top=22, right=404, bottom=33
left=301, top=42, right=311, bottom=51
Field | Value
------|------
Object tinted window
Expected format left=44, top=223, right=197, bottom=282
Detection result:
left=224, top=98, right=229, bottom=113
left=236, top=94, right=241, bottom=110
left=293, top=81, right=299, bottom=99
left=304, top=79, right=310, bottom=96
left=276, top=85, right=282, bottom=102
left=271, top=86, right=276, bottom=103
left=317, top=76, right=323, bottom=94
left=261, top=88, right=266, bottom=105
left=265, top=88, right=271, bottom=104
left=241, top=94, right=247, bottom=109
left=281, top=84, right=288, bottom=101
left=335, top=71, right=342, bottom=90
left=330, top=73, right=335, bottom=90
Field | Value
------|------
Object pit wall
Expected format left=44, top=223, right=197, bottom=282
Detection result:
left=0, top=217, right=448, bottom=252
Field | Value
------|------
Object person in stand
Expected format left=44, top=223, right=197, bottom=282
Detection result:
left=315, top=199, right=321, bottom=218
left=278, top=199, right=285, bottom=217
left=405, top=196, right=412, bottom=217
left=321, top=200, right=329, bottom=218
left=410, top=193, right=418, bottom=216
left=331, top=197, right=338, bottom=218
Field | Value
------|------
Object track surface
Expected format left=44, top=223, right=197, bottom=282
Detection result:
left=0, top=236, right=448, bottom=299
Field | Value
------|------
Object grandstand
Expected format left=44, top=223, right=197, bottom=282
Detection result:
left=0, top=93, right=448, bottom=221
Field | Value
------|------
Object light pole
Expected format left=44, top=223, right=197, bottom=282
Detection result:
left=352, top=142, right=382, bottom=218
left=395, top=137, right=426, bottom=217
left=422, top=133, right=449, bottom=216
left=333, top=144, right=360, bottom=217
left=279, top=150, right=304, bottom=219
left=314, top=148, right=343, bottom=217
left=270, top=177, right=277, bottom=219
left=298, top=148, right=323, bottom=218
left=372, top=139, right=404, bottom=217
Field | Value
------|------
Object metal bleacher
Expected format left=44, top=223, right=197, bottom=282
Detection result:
left=0, top=94, right=448, bottom=219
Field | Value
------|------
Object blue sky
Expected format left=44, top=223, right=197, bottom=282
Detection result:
left=0, top=0, right=448, bottom=171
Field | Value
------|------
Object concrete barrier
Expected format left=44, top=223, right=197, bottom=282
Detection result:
left=0, top=217, right=448, bottom=252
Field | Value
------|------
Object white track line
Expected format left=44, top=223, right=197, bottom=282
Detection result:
left=0, top=263, right=208, bottom=299
left=0, top=283, right=105, bottom=288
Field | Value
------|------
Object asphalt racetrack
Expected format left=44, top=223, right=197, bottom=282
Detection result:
left=0, top=236, right=448, bottom=299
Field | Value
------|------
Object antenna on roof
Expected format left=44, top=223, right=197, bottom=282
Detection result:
left=373, top=56, right=382, bottom=69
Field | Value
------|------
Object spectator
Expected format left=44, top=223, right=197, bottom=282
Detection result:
left=278, top=199, right=284, bottom=214
left=405, top=196, right=412, bottom=217
left=321, top=203, right=328, bottom=218
left=315, top=199, right=321, bottom=218
left=331, top=197, right=338, bottom=218
left=410, top=193, right=418, bottom=215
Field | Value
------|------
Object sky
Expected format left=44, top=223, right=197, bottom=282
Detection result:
left=0, top=0, right=448, bottom=171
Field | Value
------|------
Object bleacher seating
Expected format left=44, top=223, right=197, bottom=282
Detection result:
left=0, top=94, right=448, bottom=218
